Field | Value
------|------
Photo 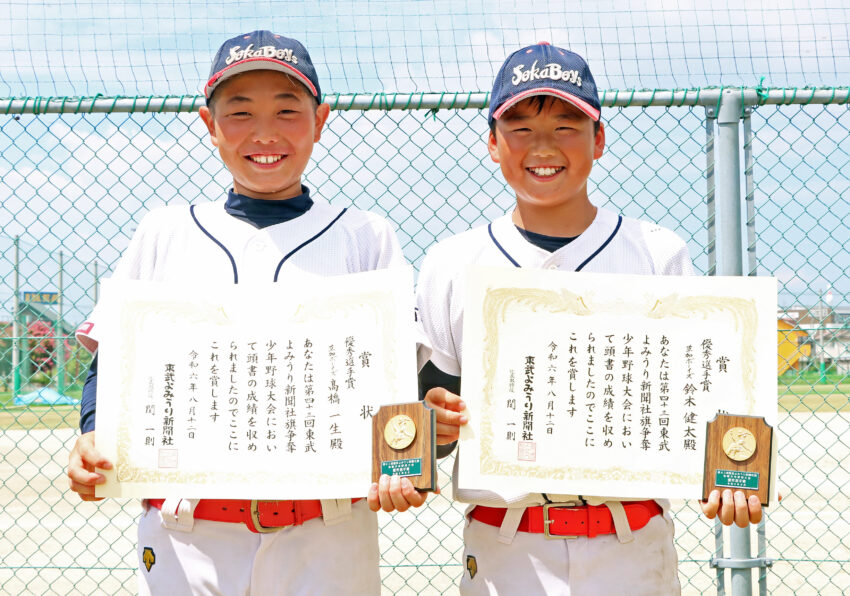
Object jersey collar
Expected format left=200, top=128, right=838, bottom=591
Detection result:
left=489, top=207, right=622, bottom=271
left=224, top=185, right=314, bottom=229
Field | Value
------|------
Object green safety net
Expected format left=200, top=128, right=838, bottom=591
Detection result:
left=1, top=2, right=849, bottom=594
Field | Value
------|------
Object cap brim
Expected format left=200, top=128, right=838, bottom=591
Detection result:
left=492, top=88, right=600, bottom=121
left=205, top=58, right=318, bottom=99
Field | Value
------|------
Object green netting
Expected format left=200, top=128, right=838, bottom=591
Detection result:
left=1, top=91, right=848, bottom=595
left=1, top=2, right=849, bottom=593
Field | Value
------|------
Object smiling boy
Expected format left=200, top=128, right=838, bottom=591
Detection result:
left=67, top=30, right=423, bottom=595
left=416, top=42, right=762, bottom=595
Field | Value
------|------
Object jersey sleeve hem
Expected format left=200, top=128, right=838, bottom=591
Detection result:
left=428, top=349, right=461, bottom=377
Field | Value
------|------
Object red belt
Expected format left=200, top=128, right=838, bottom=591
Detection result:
left=148, top=498, right=361, bottom=534
left=469, top=500, right=662, bottom=539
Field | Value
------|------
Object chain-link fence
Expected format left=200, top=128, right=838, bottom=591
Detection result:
left=0, top=88, right=848, bottom=594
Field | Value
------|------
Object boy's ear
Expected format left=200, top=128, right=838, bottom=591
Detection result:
left=198, top=106, right=219, bottom=148
left=593, top=122, right=605, bottom=160
left=487, top=129, right=501, bottom=164
left=313, top=103, right=331, bottom=143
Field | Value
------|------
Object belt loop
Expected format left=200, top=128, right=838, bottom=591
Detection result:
left=604, top=501, right=634, bottom=544
left=320, top=498, right=353, bottom=527
left=160, top=498, right=200, bottom=533
left=497, top=507, right=525, bottom=545
left=292, top=500, right=304, bottom=526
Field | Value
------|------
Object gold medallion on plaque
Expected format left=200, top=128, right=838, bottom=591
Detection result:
left=384, top=414, right=417, bottom=450
left=704, top=414, right=773, bottom=505
left=372, top=402, right=437, bottom=491
left=722, top=427, right=757, bottom=462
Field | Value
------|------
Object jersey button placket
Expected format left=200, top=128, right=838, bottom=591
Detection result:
left=248, top=238, right=266, bottom=253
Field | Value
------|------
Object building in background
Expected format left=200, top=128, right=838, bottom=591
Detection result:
left=778, top=305, right=850, bottom=376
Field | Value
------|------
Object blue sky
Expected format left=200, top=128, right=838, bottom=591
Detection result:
left=1, top=1, right=849, bottom=324
left=3, top=0, right=849, bottom=96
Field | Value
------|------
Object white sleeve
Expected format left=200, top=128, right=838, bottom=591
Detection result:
left=642, top=221, right=696, bottom=277
left=74, top=209, right=161, bottom=353
left=347, top=213, right=430, bottom=367
left=415, top=246, right=462, bottom=376
left=354, top=214, right=406, bottom=272
left=662, top=235, right=696, bottom=276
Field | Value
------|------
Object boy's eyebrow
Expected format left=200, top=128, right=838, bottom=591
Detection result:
left=273, top=92, right=303, bottom=101
left=222, top=92, right=303, bottom=105
left=555, top=111, right=586, bottom=121
left=501, top=108, right=587, bottom=122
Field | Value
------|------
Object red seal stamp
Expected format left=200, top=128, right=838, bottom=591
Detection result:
left=518, top=441, right=536, bottom=462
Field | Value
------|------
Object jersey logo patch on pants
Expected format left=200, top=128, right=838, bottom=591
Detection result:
left=466, top=555, right=478, bottom=579
left=142, top=547, right=156, bottom=572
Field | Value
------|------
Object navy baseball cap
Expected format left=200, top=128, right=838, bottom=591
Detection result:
left=489, top=42, right=600, bottom=123
left=205, top=30, right=321, bottom=102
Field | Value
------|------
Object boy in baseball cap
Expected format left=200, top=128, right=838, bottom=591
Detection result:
left=415, top=43, right=762, bottom=594
left=68, top=30, right=423, bottom=595
left=204, top=30, right=322, bottom=102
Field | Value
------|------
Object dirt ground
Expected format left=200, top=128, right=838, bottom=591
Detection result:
left=1, top=411, right=847, bottom=595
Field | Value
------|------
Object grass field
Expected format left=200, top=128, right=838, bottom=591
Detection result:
left=0, top=388, right=81, bottom=431
left=0, top=388, right=82, bottom=408
left=778, top=384, right=850, bottom=413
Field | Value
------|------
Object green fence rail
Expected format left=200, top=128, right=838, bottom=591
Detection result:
left=1, top=88, right=848, bottom=595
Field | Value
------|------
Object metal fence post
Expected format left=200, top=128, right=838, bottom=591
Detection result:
left=742, top=103, right=772, bottom=596
left=57, top=250, right=65, bottom=395
left=713, top=517, right=726, bottom=595
left=712, top=87, right=752, bottom=596
left=704, top=106, right=718, bottom=277
left=12, top=235, right=21, bottom=399
left=741, top=109, right=757, bottom=278
left=715, top=89, right=744, bottom=279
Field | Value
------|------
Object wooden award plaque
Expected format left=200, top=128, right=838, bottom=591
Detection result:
left=371, top=402, right=437, bottom=492
left=703, top=413, right=773, bottom=505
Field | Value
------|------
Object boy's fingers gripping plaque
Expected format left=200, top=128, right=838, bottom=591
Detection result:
left=704, top=414, right=773, bottom=505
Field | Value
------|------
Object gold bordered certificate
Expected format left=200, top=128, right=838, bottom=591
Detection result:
left=95, top=267, right=417, bottom=499
left=457, top=267, right=778, bottom=500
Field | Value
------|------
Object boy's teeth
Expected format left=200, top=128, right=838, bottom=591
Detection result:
left=530, top=167, right=560, bottom=176
left=250, top=155, right=283, bottom=164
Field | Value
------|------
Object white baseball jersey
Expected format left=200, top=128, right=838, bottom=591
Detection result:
left=418, top=207, right=693, bottom=508
left=77, top=196, right=403, bottom=596
left=418, top=207, right=693, bottom=381
left=416, top=207, right=691, bottom=595
left=77, top=197, right=402, bottom=352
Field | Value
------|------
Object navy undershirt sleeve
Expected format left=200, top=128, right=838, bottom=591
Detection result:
left=79, top=355, right=97, bottom=434
left=418, top=360, right=461, bottom=458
